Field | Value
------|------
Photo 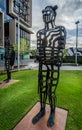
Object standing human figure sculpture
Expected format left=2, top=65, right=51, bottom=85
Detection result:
left=32, top=5, right=66, bottom=127
left=4, top=39, right=15, bottom=82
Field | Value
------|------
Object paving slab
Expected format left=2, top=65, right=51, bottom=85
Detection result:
left=0, top=80, right=19, bottom=88
left=13, top=102, right=68, bottom=130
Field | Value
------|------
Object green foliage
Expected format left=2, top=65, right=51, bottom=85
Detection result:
left=20, top=38, right=30, bottom=54
left=30, top=49, right=37, bottom=56
left=13, top=39, right=30, bottom=55
left=0, top=70, right=6, bottom=75
left=63, top=56, right=82, bottom=65
left=63, top=49, right=68, bottom=58
left=13, top=43, right=18, bottom=53
left=0, top=70, right=82, bottom=130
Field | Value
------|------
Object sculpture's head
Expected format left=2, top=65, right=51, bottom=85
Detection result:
left=42, top=5, right=58, bottom=25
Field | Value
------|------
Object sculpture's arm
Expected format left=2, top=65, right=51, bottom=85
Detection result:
left=58, top=26, right=66, bottom=49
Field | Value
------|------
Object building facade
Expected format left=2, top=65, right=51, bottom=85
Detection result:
left=0, top=0, right=33, bottom=67
left=67, top=48, right=82, bottom=56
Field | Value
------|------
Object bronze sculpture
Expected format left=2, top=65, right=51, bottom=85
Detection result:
left=4, top=39, right=15, bottom=82
left=32, top=5, right=66, bottom=127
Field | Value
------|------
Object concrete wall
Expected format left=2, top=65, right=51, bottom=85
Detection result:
left=9, top=20, right=16, bottom=45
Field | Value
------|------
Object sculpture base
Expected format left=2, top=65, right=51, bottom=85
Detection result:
left=13, top=102, right=68, bottom=130
left=0, top=80, right=19, bottom=88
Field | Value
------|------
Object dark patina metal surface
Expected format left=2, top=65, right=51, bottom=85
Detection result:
left=32, top=5, right=66, bottom=127
left=4, top=38, right=15, bottom=82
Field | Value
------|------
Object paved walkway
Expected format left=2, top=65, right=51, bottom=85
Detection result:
left=0, top=80, right=19, bottom=88
left=0, top=60, right=82, bottom=71
left=61, top=65, right=82, bottom=70
left=24, top=61, right=82, bottom=70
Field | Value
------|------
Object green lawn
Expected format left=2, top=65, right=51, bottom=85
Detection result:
left=0, top=70, right=82, bottom=130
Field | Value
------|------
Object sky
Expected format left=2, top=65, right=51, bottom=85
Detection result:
left=31, top=0, right=82, bottom=48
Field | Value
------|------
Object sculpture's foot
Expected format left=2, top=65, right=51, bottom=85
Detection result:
left=47, top=111, right=55, bottom=127
left=32, top=109, right=45, bottom=124
left=3, top=79, right=8, bottom=81
left=6, top=79, right=10, bottom=83
left=3, top=78, right=11, bottom=82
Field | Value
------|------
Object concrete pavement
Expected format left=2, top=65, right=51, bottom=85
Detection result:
left=61, top=65, right=82, bottom=70
left=24, top=60, right=82, bottom=70
left=0, top=59, right=82, bottom=71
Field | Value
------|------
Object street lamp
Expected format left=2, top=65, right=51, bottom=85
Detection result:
left=75, top=20, right=80, bottom=66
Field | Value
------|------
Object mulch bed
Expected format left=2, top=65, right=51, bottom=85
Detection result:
left=13, top=102, right=68, bottom=130
left=0, top=79, right=19, bottom=88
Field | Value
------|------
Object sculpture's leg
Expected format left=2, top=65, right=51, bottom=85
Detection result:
left=9, top=66, right=11, bottom=80
left=32, top=64, right=47, bottom=124
left=7, top=69, right=9, bottom=81
left=6, top=69, right=10, bottom=82
left=47, top=66, right=60, bottom=127
left=6, top=66, right=11, bottom=82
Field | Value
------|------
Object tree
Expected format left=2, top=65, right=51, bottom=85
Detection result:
left=13, top=43, right=18, bottom=53
left=30, top=49, right=37, bottom=56
left=63, top=49, right=67, bottom=58
left=20, top=38, right=29, bottom=55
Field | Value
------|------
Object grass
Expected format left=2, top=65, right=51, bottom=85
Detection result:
left=0, top=70, right=6, bottom=75
left=0, top=70, right=82, bottom=130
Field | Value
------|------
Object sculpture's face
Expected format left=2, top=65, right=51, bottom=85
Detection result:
left=42, top=7, right=55, bottom=23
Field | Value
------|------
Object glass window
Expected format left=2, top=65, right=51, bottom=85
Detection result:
left=13, top=0, right=30, bottom=23
left=20, top=29, right=22, bottom=37
left=16, top=35, right=18, bottom=44
left=21, top=30, right=23, bottom=38
left=0, top=0, right=13, bottom=22
left=25, top=32, right=27, bottom=39
left=19, top=28, right=30, bottom=48
left=0, top=0, right=6, bottom=13
left=16, top=26, right=18, bottom=35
